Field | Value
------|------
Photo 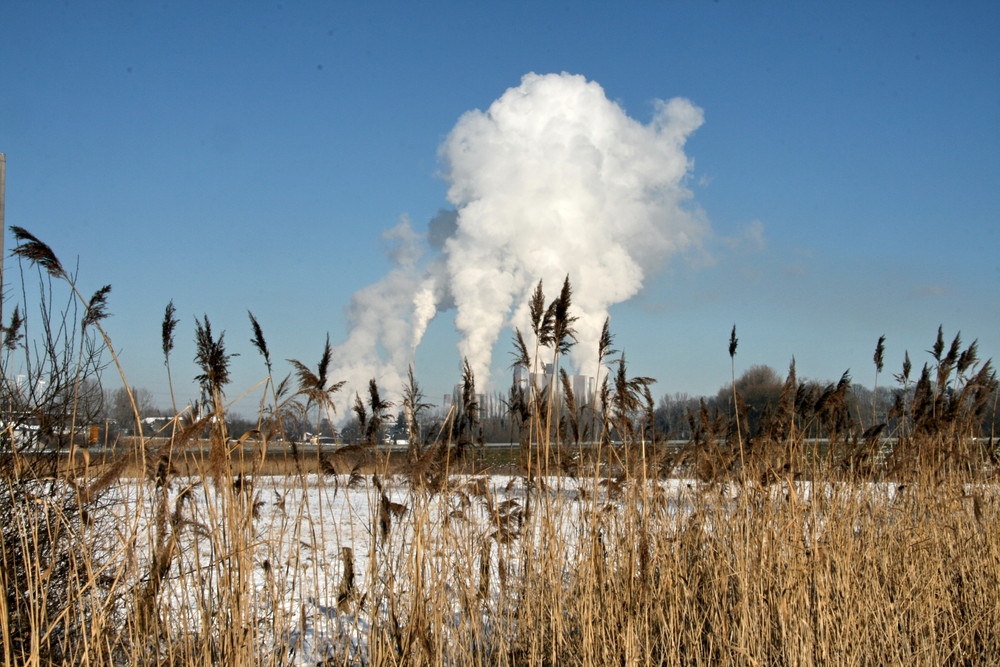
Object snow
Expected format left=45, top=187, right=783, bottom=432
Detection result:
left=97, top=470, right=917, bottom=664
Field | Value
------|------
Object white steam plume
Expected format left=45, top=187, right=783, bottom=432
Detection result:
left=441, top=72, right=707, bottom=381
left=328, top=72, right=709, bottom=407
left=326, top=216, right=427, bottom=408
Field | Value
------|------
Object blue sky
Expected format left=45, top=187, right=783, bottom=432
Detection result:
left=2, top=1, right=998, bottom=415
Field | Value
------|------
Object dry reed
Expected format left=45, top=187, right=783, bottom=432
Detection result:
left=3, top=232, right=999, bottom=666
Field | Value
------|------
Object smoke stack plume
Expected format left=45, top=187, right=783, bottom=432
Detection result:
left=330, top=72, right=709, bottom=406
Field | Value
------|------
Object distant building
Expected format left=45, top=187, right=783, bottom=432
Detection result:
left=571, top=374, right=596, bottom=404
left=514, top=365, right=595, bottom=406
left=448, top=385, right=486, bottom=411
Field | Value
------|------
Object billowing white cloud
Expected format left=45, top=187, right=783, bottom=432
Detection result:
left=328, top=72, right=710, bottom=406
left=440, top=72, right=708, bottom=380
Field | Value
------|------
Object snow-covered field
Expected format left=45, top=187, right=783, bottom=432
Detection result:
left=96, top=470, right=946, bottom=665
left=114, top=471, right=707, bottom=664
left=9, top=439, right=996, bottom=667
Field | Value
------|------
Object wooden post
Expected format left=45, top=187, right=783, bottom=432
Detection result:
left=0, top=153, right=5, bottom=327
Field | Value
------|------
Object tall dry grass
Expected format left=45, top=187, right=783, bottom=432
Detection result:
left=2, top=230, right=999, bottom=666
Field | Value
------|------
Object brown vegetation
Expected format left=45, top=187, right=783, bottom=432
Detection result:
left=2, top=230, right=999, bottom=665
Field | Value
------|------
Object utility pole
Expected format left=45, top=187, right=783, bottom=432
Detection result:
left=0, top=152, right=5, bottom=327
